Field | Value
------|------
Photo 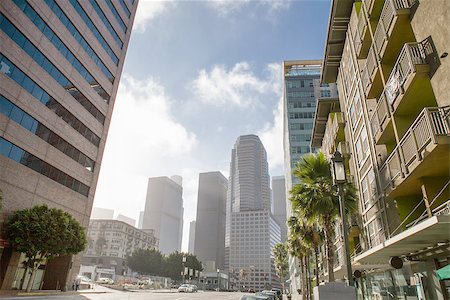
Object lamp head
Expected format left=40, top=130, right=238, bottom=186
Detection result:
left=331, top=151, right=346, bottom=184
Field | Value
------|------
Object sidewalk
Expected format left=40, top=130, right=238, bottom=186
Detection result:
left=0, top=284, right=111, bottom=297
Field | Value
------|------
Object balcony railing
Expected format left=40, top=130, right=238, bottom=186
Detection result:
left=379, top=107, right=450, bottom=190
left=322, top=112, right=344, bottom=155
left=373, top=0, right=416, bottom=57
left=370, top=92, right=390, bottom=138
left=405, top=199, right=450, bottom=229
left=385, top=42, right=427, bottom=104
left=361, top=45, right=378, bottom=92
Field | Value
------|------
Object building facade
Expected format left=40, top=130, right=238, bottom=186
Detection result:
left=282, top=61, right=338, bottom=295
left=142, top=176, right=184, bottom=255
left=188, top=220, right=196, bottom=254
left=316, top=0, right=450, bottom=298
left=225, top=134, right=281, bottom=291
left=271, top=176, right=288, bottom=243
left=194, top=171, right=227, bottom=271
left=0, top=0, right=138, bottom=290
left=82, top=219, right=159, bottom=278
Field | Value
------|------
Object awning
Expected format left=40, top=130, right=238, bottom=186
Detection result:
left=353, top=215, right=450, bottom=266
left=436, top=264, right=450, bottom=280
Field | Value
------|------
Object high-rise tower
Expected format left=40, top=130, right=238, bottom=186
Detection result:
left=225, top=135, right=281, bottom=291
left=0, top=0, right=138, bottom=290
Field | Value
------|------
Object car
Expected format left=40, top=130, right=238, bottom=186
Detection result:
left=270, top=288, right=282, bottom=299
left=257, top=291, right=277, bottom=300
left=96, top=277, right=114, bottom=284
left=189, top=284, right=198, bottom=292
left=178, top=284, right=193, bottom=292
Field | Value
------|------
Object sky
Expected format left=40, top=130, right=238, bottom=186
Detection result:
left=93, top=0, right=331, bottom=252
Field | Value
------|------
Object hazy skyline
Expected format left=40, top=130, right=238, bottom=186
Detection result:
left=93, top=0, right=331, bottom=251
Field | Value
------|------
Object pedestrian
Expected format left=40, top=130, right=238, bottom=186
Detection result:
left=75, top=277, right=81, bottom=291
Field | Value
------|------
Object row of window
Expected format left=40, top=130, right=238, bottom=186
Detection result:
left=320, top=90, right=331, bottom=98
left=41, top=0, right=116, bottom=77
left=105, top=0, right=127, bottom=32
left=291, top=134, right=311, bottom=142
left=286, top=79, right=314, bottom=89
left=0, top=137, right=90, bottom=196
left=289, top=112, right=315, bottom=119
left=287, top=91, right=315, bottom=98
left=14, top=0, right=114, bottom=95
left=0, top=54, right=101, bottom=147
left=67, top=0, right=119, bottom=64
left=119, top=0, right=131, bottom=17
left=0, top=95, right=95, bottom=171
left=0, top=14, right=107, bottom=124
left=291, top=146, right=311, bottom=154
left=88, top=0, right=123, bottom=48
left=288, top=100, right=316, bottom=109
left=289, top=122, right=313, bottom=131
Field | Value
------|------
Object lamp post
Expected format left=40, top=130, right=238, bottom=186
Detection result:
left=182, top=255, right=187, bottom=284
left=217, top=268, right=220, bottom=292
left=331, top=151, right=354, bottom=287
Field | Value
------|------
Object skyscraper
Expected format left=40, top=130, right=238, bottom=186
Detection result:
left=142, top=176, right=184, bottom=255
left=0, top=0, right=138, bottom=290
left=225, top=134, right=281, bottom=291
left=188, top=220, right=196, bottom=254
left=194, top=171, right=227, bottom=271
left=271, top=176, right=287, bottom=243
left=282, top=61, right=338, bottom=294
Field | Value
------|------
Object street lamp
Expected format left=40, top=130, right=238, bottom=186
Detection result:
left=331, top=151, right=354, bottom=286
left=182, top=255, right=187, bottom=284
left=217, top=268, right=220, bottom=292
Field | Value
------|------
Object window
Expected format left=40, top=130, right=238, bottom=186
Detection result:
left=320, top=90, right=331, bottom=98
left=88, top=0, right=123, bottom=48
left=105, top=0, right=127, bottom=32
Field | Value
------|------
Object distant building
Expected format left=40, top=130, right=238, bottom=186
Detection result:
left=142, top=176, right=184, bottom=254
left=138, top=211, right=144, bottom=229
left=116, top=214, right=136, bottom=227
left=188, top=221, right=196, bottom=254
left=91, top=207, right=115, bottom=220
left=271, top=176, right=287, bottom=243
left=194, top=171, right=228, bottom=271
left=82, top=219, right=158, bottom=278
left=0, top=0, right=138, bottom=290
left=225, top=135, right=281, bottom=291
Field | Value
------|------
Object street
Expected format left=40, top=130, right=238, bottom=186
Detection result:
left=0, top=286, right=247, bottom=300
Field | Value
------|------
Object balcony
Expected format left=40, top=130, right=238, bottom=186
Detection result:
left=370, top=42, right=433, bottom=143
left=361, top=45, right=382, bottom=98
left=354, top=5, right=372, bottom=58
left=373, top=0, right=416, bottom=64
left=379, top=107, right=450, bottom=198
left=321, top=112, right=345, bottom=156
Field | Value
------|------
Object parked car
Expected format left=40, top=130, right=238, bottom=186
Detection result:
left=240, top=295, right=271, bottom=300
left=178, top=284, right=193, bottom=292
left=189, top=284, right=198, bottom=292
left=257, top=291, right=277, bottom=300
left=270, top=288, right=282, bottom=299
left=96, top=277, right=114, bottom=284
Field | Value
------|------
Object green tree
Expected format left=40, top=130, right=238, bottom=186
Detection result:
left=162, top=251, right=203, bottom=281
left=287, top=229, right=308, bottom=300
left=272, top=243, right=288, bottom=294
left=290, top=152, right=357, bottom=282
left=5, top=205, right=86, bottom=292
left=127, top=248, right=164, bottom=276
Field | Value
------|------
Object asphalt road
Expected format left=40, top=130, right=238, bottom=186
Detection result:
left=0, top=287, right=247, bottom=300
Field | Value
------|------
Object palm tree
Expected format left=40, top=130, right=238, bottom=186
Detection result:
left=290, top=152, right=357, bottom=282
left=287, top=217, right=310, bottom=300
left=272, top=243, right=288, bottom=294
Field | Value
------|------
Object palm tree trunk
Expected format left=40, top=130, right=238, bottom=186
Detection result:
left=325, top=220, right=335, bottom=282
left=305, top=252, right=311, bottom=300
left=26, top=267, right=37, bottom=292
left=314, top=247, right=319, bottom=287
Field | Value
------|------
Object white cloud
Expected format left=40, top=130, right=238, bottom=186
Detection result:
left=134, top=0, right=175, bottom=32
left=191, top=62, right=280, bottom=108
left=206, top=0, right=291, bottom=17
left=93, top=74, right=197, bottom=227
left=258, top=95, right=284, bottom=175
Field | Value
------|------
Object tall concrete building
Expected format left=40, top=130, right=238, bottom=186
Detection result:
left=194, top=171, right=227, bottom=272
left=282, top=61, right=338, bottom=294
left=271, top=176, right=287, bottom=243
left=0, top=0, right=138, bottom=290
left=142, top=176, right=184, bottom=255
left=313, top=0, right=450, bottom=298
left=225, top=135, right=281, bottom=291
left=188, top=220, right=196, bottom=254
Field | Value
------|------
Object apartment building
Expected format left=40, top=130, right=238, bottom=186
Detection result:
left=315, top=0, right=450, bottom=298
left=82, top=219, right=159, bottom=277
left=0, top=0, right=138, bottom=290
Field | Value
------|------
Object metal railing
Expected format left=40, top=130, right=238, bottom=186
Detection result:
left=361, top=45, right=378, bottom=92
left=434, top=199, right=450, bottom=216
left=322, top=113, right=344, bottom=155
left=379, top=107, right=450, bottom=190
left=370, top=92, right=390, bottom=137
left=374, top=0, right=416, bottom=56
left=354, top=5, right=368, bottom=55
